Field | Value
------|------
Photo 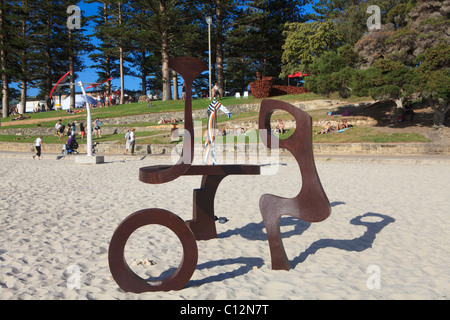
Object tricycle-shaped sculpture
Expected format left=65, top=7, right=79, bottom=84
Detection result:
left=108, top=57, right=330, bottom=293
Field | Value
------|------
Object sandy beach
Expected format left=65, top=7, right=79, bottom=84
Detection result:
left=0, top=153, right=449, bottom=300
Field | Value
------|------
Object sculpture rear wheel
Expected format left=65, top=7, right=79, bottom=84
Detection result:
left=108, top=208, right=198, bottom=293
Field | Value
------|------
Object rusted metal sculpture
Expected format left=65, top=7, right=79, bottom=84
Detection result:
left=108, top=57, right=330, bottom=293
left=142, top=56, right=204, bottom=184
left=258, top=99, right=331, bottom=270
left=108, top=208, right=198, bottom=292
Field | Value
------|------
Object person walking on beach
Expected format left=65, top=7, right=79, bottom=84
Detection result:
left=129, top=128, right=136, bottom=156
left=33, top=135, right=43, bottom=160
left=124, top=129, right=131, bottom=155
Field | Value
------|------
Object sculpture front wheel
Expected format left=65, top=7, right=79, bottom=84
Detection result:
left=108, top=208, right=198, bottom=293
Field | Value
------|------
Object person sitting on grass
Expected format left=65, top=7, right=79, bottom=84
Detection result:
left=316, top=122, right=334, bottom=134
left=275, top=119, right=286, bottom=134
left=158, top=117, right=183, bottom=125
left=171, top=117, right=183, bottom=124
left=12, top=114, right=30, bottom=121
left=336, top=119, right=351, bottom=130
left=158, top=118, right=171, bottom=124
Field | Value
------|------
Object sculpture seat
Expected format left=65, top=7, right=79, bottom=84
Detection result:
left=140, top=164, right=261, bottom=242
left=139, top=164, right=260, bottom=183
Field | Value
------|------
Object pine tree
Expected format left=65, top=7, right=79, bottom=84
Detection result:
left=133, top=0, right=198, bottom=101
left=223, top=0, right=309, bottom=94
left=312, top=0, right=409, bottom=45
left=87, top=1, right=144, bottom=99
left=198, top=0, right=240, bottom=97
left=31, top=0, right=89, bottom=109
left=87, top=1, right=121, bottom=97
left=10, top=0, right=40, bottom=114
left=0, top=0, right=14, bottom=117
left=125, top=0, right=159, bottom=96
left=280, top=20, right=343, bottom=79
left=140, top=0, right=184, bottom=101
left=245, top=0, right=309, bottom=77
left=415, top=43, right=450, bottom=127
left=224, top=5, right=257, bottom=94
left=103, top=1, right=133, bottom=104
left=64, top=0, right=91, bottom=108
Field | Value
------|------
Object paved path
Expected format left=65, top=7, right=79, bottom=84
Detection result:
left=0, top=113, right=85, bottom=127
left=2, top=149, right=450, bottom=165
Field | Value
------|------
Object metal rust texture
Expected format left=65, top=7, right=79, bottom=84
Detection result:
left=108, top=57, right=330, bottom=293
left=258, top=99, right=331, bottom=271
left=109, top=57, right=261, bottom=293
left=140, top=164, right=260, bottom=241
left=108, top=57, right=205, bottom=293
left=141, top=57, right=207, bottom=184
left=184, top=165, right=260, bottom=240
left=108, top=208, right=198, bottom=293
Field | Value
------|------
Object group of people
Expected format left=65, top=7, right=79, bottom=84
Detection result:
left=145, top=93, right=159, bottom=107
left=217, top=126, right=246, bottom=136
left=8, top=105, right=42, bottom=115
left=55, top=119, right=86, bottom=141
left=95, top=92, right=113, bottom=108
left=9, top=106, right=20, bottom=116
left=94, top=90, right=135, bottom=108
left=32, top=117, right=121, bottom=159
left=55, top=118, right=103, bottom=141
left=316, top=119, right=352, bottom=135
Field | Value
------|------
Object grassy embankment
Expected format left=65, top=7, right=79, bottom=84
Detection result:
left=0, top=93, right=430, bottom=145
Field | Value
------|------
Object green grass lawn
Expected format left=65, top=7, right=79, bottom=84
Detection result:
left=0, top=125, right=430, bottom=145
left=146, top=127, right=429, bottom=145
left=0, top=92, right=332, bottom=125
left=0, top=93, right=430, bottom=144
left=312, top=127, right=430, bottom=143
left=0, top=96, right=252, bottom=125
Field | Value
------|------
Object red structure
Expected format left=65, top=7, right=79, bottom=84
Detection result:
left=249, top=71, right=309, bottom=98
left=249, top=72, right=275, bottom=98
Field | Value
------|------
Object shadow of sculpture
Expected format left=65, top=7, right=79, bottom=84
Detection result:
left=291, top=212, right=395, bottom=268
left=219, top=217, right=311, bottom=241
left=188, top=257, right=264, bottom=288
left=219, top=202, right=345, bottom=241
